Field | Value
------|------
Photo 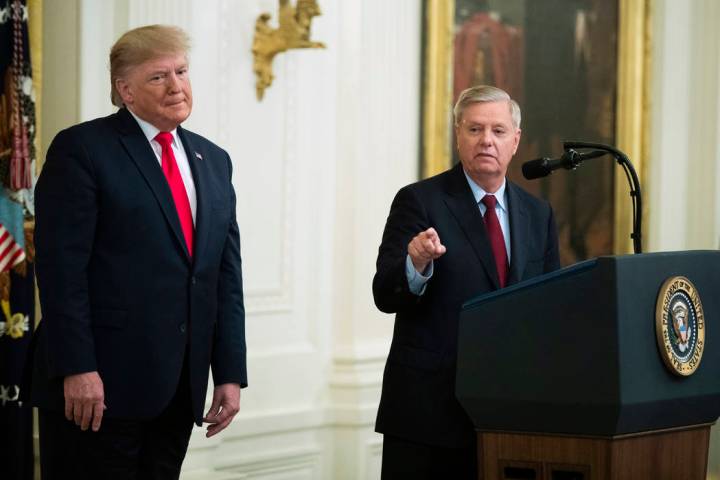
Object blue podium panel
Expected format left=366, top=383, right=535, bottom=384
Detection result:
left=457, top=251, right=720, bottom=436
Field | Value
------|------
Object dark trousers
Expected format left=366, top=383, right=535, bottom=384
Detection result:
left=38, top=364, right=194, bottom=480
left=381, top=434, right=477, bottom=480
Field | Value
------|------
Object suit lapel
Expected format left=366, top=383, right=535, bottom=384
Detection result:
left=114, top=108, right=191, bottom=263
left=178, top=127, right=211, bottom=269
left=442, top=165, right=500, bottom=289
left=507, top=181, right=529, bottom=285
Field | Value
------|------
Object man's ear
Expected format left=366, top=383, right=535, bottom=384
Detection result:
left=116, top=78, right=133, bottom=105
left=512, top=128, right=522, bottom=155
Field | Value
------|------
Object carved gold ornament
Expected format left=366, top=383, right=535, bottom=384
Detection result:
left=252, top=0, right=325, bottom=100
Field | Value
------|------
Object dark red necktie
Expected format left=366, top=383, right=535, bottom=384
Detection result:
left=155, top=132, right=193, bottom=256
left=481, top=194, right=508, bottom=288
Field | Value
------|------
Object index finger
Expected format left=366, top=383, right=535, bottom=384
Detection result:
left=423, top=227, right=438, bottom=241
left=425, top=228, right=443, bottom=248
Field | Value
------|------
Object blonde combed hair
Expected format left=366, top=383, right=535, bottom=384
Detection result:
left=109, top=25, right=191, bottom=107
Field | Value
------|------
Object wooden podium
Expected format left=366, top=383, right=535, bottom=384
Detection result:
left=456, top=252, right=720, bottom=480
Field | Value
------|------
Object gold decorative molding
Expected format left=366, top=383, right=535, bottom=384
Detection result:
left=421, top=0, right=454, bottom=178
left=615, top=0, right=651, bottom=254
left=252, top=0, right=325, bottom=101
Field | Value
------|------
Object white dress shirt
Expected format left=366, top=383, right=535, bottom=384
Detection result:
left=463, top=170, right=511, bottom=261
left=406, top=171, right=513, bottom=295
left=128, top=109, right=197, bottom=225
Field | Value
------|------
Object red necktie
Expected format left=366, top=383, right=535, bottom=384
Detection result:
left=155, top=132, right=193, bottom=256
left=481, top=194, right=508, bottom=288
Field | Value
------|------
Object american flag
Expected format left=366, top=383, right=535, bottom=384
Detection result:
left=0, top=2, right=36, bottom=479
left=0, top=223, right=25, bottom=272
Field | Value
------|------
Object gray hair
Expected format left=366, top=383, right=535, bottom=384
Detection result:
left=453, top=85, right=521, bottom=129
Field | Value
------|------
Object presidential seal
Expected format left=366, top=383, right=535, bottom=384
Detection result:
left=655, top=276, right=705, bottom=376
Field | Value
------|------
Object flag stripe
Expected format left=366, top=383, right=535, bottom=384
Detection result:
left=0, top=225, right=26, bottom=272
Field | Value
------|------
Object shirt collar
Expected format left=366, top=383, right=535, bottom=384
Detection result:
left=462, top=169, right=508, bottom=212
left=127, top=108, right=180, bottom=147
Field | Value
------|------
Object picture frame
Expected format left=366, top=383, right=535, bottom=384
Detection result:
left=421, top=0, right=651, bottom=261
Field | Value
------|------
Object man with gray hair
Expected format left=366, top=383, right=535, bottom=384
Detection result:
left=373, top=85, right=559, bottom=478
left=29, top=25, right=246, bottom=479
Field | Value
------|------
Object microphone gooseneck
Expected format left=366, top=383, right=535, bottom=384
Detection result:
left=520, top=142, right=643, bottom=254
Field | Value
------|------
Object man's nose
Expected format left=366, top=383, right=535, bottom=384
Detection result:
left=477, top=128, right=493, bottom=146
left=166, top=72, right=181, bottom=92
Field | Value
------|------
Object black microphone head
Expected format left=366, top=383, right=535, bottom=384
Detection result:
left=522, top=158, right=552, bottom=180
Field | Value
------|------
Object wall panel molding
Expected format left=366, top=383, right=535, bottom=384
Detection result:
left=184, top=448, right=322, bottom=480
left=364, top=439, right=383, bottom=480
left=127, top=0, right=190, bottom=28
left=219, top=449, right=322, bottom=479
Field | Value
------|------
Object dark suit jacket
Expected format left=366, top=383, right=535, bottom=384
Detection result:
left=373, top=164, right=559, bottom=448
left=30, top=107, right=247, bottom=426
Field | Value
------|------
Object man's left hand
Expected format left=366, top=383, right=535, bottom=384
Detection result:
left=203, top=383, right=241, bottom=438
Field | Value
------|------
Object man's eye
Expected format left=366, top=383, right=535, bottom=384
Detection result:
left=149, top=75, right=164, bottom=83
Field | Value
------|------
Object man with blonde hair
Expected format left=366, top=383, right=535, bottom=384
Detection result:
left=29, top=25, right=246, bottom=479
left=373, top=85, right=559, bottom=478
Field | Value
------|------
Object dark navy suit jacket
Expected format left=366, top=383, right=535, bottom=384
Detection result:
left=373, top=163, right=559, bottom=447
left=30, top=107, right=246, bottom=426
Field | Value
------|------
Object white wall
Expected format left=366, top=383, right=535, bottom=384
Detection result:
left=43, top=1, right=420, bottom=478
left=648, top=0, right=720, bottom=252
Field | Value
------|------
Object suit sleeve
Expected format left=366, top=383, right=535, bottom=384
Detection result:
left=34, top=129, right=99, bottom=378
left=373, top=185, right=430, bottom=314
left=211, top=153, right=248, bottom=388
left=543, top=205, right=561, bottom=273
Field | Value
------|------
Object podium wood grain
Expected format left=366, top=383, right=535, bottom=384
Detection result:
left=478, top=425, right=710, bottom=480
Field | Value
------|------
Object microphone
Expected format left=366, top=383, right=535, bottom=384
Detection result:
left=522, top=149, right=607, bottom=180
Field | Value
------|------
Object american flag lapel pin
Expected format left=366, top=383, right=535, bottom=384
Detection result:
left=195, top=152, right=203, bottom=160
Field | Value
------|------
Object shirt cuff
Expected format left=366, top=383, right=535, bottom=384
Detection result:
left=405, top=254, right=433, bottom=296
